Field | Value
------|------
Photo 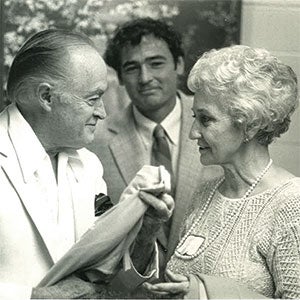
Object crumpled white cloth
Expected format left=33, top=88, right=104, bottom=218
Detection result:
left=38, top=165, right=170, bottom=287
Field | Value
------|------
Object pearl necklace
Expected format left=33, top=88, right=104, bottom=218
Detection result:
left=174, top=159, right=273, bottom=260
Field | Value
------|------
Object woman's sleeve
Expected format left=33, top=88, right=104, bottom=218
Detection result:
left=185, top=274, right=208, bottom=299
left=269, top=196, right=300, bottom=299
left=186, top=273, right=268, bottom=299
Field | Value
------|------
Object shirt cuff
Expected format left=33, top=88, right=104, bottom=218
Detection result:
left=110, top=243, right=159, bottom=292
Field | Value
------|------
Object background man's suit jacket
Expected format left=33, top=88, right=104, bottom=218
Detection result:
left=89, top=91, right=222, bottom=263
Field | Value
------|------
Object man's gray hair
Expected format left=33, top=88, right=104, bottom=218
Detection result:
left=6, top=29, right=97, bottom=104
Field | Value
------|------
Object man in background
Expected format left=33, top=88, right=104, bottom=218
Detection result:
left=89, top=18, right=221, bottom=273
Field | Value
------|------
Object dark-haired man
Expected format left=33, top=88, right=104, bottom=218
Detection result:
left=89, top=18, right=221, bottom=274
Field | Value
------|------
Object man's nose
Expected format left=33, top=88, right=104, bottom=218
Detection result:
left=139, top=65, right=153, bottom=84
left=94, top=100, right=107, bottom=120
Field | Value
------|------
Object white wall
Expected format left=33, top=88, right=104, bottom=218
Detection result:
left=241, top=0, right=300, bottom=176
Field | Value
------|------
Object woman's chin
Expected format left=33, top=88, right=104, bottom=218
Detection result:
left=200, top=156, right=211, bottom=166
left=199, top=153, right=216, bottom=166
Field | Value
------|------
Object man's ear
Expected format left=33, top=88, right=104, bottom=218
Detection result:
left=37, top=83, right=54, bottom=112
left=175, top=56, right=185, bottom=75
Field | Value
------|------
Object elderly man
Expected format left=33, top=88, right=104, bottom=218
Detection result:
left=89, top=18, right=221, bottom=273
left=0, top=29, right=173, bottom=299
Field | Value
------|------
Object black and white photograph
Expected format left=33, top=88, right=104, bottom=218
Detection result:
left=0, top=0, right=300, bottom=299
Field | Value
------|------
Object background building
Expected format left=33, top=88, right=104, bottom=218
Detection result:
left=241, top=0, right=300, bottom=176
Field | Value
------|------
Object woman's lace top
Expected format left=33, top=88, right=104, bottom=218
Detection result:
left=167, top=177, right=300, bottom=298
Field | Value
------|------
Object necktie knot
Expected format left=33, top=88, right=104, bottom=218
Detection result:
left=153, top=124, right=166, bottom=139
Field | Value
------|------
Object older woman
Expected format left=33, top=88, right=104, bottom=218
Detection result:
left=142, top=45, right=300, bottom=299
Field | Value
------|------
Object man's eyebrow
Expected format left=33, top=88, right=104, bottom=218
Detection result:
left=194, top=108, right=212, bottom=115
left=122, top=61, right=137, bottom=69
left=84, top=88, right=105, bottom=98
left=146, top=55, right=167, bottom=61
left=122, top=55, right=167, bottom=69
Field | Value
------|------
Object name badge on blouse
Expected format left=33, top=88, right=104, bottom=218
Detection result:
left=176, top=234, right=205, bottom=257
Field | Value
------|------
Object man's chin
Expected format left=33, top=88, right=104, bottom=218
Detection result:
left=83, top=137, right=93, bottom=147
left=74, top=134, right=95, bottom=149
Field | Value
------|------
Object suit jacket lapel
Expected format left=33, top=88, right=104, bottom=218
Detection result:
left=0, top=113, right=58, bottom=262
left=167, top=93, right=201, bottom=259
left=1, top=154, right=58, bottom=262
left=108, top=105, right=148, bottom=186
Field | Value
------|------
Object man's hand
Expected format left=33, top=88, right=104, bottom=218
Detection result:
left=139, top=190, right=174, bottom=224
left=143, top=269, right=190, bottom=298
left=130, top=191, right=174, bottom=274
left=31, top=274, right=103, bottom=299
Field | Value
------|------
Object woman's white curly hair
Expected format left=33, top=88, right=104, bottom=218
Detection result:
left=188, top=45, right=299, bottom=145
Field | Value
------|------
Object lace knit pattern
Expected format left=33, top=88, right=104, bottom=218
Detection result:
left=167, top=177, right=300, bottom=299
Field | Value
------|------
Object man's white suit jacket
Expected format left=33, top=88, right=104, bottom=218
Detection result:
left=0, top=104, right=107, bottom=299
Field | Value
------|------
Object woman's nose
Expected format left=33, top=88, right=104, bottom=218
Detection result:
left=189, top=121, right=202, bottom=140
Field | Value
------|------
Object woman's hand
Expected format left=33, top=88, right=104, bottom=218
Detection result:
left=143, top=269, right=190, bottom=297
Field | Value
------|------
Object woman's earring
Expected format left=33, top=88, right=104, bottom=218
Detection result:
left=244, top=137, right=249, bottom=143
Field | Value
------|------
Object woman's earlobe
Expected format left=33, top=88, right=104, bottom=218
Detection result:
left=244, top=121, right=262, bottom=142
left=243, top=136, right=250, bottom=143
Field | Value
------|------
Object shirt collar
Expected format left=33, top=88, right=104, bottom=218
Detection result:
left=8, top=104, right=83, bottom=183
left=133, top=97, right=181, bottom=145
left=8, top=104, right=49, bottom=182
left=161, top=97, right=181, bottom=145
left=61, top=149, right=84, bottom=182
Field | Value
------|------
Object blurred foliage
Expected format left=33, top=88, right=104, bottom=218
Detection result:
left=4, top=0, right=178, bottom=71
left=3, top=0, right=241, bottom=103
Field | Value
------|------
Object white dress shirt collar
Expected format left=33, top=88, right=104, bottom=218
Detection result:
left=133, top=96, right=181, bottom=147
left=8, top=104, right=83, bottom=183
